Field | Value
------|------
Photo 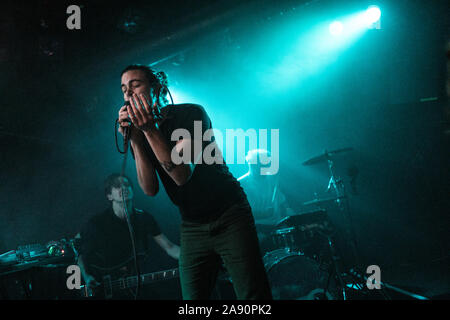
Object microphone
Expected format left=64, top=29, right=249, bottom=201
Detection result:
left=121, top=100, right=132, bottom=123
left=115, top=101, right=133, bottom=155
left=122, top=101, right=132, bottom=153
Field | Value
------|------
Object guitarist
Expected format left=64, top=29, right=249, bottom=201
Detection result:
left=77, top=174, right=180, bottom=299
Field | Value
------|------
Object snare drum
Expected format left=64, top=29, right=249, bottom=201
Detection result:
left=270, top=227, right=299, bottom=253
left=271, top=221, right=331, bottom=257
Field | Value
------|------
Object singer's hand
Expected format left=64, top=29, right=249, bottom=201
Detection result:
left=118, top=105, right=131, bottom=127
left=118, top=104, right=143, bottom=143
left=127, top=93, right=158, bottom=132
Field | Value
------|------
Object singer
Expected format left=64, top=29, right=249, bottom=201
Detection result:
left=117, top=64, right=272, bottom=300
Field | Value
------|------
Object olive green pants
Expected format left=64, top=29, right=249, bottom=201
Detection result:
left=179, top=200, right=272, bottom=300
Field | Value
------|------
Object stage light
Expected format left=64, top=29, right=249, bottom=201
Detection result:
left=365, top=6, right=381, bottom=23
left=263, top=5, right=383, bottom=91
left=329, top=21, right=344, bottom=36
left=364, top=5, right=381, bottom=26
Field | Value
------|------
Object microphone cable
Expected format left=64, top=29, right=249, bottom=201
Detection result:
left=116, top=101, right=141, bottom=299
left=119, top=173, right=141, bottom=300
left=114, top=86, right=174, bottom=299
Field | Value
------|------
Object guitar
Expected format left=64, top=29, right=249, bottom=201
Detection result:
left=81, top=267, right=179, bottom=299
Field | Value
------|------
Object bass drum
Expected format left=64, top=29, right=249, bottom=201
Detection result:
left=263, top=249, right=338, bottom=300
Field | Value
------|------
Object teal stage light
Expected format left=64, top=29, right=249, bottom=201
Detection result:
left=365, top=5, right=381, bottom=24
left=363, top=5, right=381, bottom=29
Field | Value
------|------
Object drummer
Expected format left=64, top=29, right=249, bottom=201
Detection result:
left=238, top=149, right=295, bottom=252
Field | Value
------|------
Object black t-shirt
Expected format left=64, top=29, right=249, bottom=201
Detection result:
left=136, top=103, right=247, bottom=223
left=79, top=207, right=161, bottom=277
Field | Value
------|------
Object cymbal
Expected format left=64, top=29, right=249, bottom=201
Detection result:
left=302, top=147, right=353, bottom=166
left=303, top=196, right=345, bottom=206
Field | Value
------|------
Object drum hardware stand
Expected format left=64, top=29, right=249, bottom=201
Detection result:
left=326, top=235, right=346, bottom=300
left=303, top=149, right=361, bottom=269
left=315, top=227, right=348, bottom=300
left=302, top=149, right=363, bottom=299
left=325, top=155, right=363, bottom=278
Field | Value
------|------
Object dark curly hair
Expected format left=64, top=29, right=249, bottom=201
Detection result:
left=120, top=64, right=169, bottom=93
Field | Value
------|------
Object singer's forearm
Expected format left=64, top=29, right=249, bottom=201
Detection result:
left=131, top=140, right=159, bottom=196
left=144, top=130, right=193, bottom=186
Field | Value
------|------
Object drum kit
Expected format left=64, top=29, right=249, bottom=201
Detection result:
left=260, top=147, right=362, bottom=300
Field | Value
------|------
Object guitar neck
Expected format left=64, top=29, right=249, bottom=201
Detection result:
left=110, top=268, right=179, bottom=290
left=140, top=268, right=179, bottom=286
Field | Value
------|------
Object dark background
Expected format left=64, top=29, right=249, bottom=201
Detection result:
left=0, top=0, right=449, bottom=299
